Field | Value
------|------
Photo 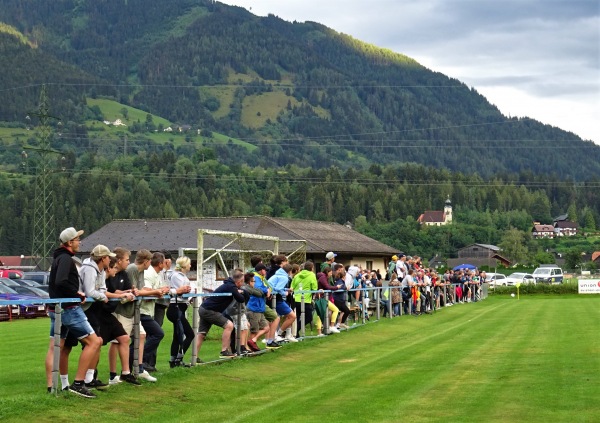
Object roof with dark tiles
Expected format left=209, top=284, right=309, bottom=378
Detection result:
left=79, top=216, right=397, bottom=256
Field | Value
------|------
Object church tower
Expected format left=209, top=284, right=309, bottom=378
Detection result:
left=444, top=196, right=453, bottom=224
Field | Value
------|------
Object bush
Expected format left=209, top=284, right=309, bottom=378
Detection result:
left=492, top=283, right=578, bottom=295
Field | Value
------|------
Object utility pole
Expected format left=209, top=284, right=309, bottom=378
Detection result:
left=28, top=85, right=62, bottom=270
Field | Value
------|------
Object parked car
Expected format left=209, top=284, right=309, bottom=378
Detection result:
left=13, top=279, right=48, bottom=292
left=0, top=277, right=21, bottom=288
left=0, top=285, right=21, bottom=319
left=0, top=284, right=42, bottom=318
left=485, top=273, right=507, bottom=288
left=505, top=272, right=536, bottom=286
left=11, top=285, right=50, bottom=299
left=532, top=265, right=564, bottom=284
left=0, top=269, right=24, bottom=280
left=23, top=271, right=50, bottom=286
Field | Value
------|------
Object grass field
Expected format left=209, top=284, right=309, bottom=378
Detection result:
left=0, top=296, right=598, bottom=422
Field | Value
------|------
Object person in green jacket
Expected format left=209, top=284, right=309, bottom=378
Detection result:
left=290, top=261, right=318, bottom=338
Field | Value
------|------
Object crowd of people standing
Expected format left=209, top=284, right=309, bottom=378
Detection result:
left=47, top=226, right=485, bottom=399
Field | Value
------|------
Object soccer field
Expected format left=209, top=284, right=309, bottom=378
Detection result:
left=0, top=296, right=598, bottom=422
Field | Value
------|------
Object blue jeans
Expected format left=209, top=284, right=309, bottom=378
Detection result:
left=140, top=314, right=164, bottom=365
left=392, top=303, right=400, bottom=317
left=380, top=299, right=389, bottom=316
left=60, top=306, right=94, bottom=339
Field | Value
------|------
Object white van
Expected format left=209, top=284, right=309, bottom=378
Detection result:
left=532, top=265, right=563, bottom=284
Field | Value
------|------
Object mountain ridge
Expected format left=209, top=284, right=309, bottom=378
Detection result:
left=0, top=0, right=598, bottom=179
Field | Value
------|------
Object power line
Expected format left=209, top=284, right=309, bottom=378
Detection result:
left=20, top=168, right=599, bottom=188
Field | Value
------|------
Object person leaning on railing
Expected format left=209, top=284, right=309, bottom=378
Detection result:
left=166, top=256, right=194, bottom=367
left=49, top=227, right=102, bottom=399
left=316, top=266, right=340, bottom=335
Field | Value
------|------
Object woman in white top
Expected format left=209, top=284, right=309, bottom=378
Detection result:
left=166, top=256, right=194, bottom=367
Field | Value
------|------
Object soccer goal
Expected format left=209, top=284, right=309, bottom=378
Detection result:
left=180, top=229, right=306, bottom=364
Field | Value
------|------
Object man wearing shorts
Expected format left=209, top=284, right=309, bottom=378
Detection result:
left=196, top=269, right=246, bottom=359
left=267, top=261, right=297, bottom=342
left=251, top=263, right=281, bottom=349
left=49, top=227, right=102, bottom=398
left=245, top=268, right=271, bottom=351
left=79, top=244, right=116, bottom=389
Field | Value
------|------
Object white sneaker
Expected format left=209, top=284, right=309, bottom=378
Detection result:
left=328, top=327, right=340, bottom=334
left=261, top=339, right=267, bottom=344
left=275, top=335, right=285, bottom=343
left=109, top=376, right=122, bottom=385
left=317, top=333, right=326, bottom=337
left=138, top=370, right=157, bottom=382
left=285, top=333, right=298, bottom=343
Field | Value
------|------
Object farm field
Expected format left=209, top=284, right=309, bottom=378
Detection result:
left=0, top=296, right=598, bottom=422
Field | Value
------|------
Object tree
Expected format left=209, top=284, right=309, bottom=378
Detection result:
left=582, top=208, right=596, bottom=230
left=564, top=248, right=582, bottom=271
left=498, top=228, right=529, bottom=265
left=567, top=203, right=577, bottom=222
left=120, top=107, right=128, bottom=119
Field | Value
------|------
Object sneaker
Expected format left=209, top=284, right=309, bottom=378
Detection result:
left=108, top=376, right=122, bottom=385
left=69, top=383, right=96, bottom=399
left=261, top=338, right=267, bottom=344
left=239, top=347, right=250, bottom=355
left=85, top=379, right=109, bottom=390
left=339, top=323, right=349, bottom=329
left=219, top=350, right=236, bottom=359
left=317, top=333, right=326, bottom=337
left=138, top=370, right=157, bottom=382
left=284, top=333, right=298, bottom=343
left=266, top=341, right=282, bottom=350
left=119, top=373, right=141, bottom=386
left=196, top=357, right=204, bottom=364
left=247, top=339, right=261, bottom=352
left=274, top=335, right=285, bottom=343
left=328, top=326, right=340, bottom=334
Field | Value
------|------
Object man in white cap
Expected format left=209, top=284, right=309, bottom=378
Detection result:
left=320, top=251, right=337, bottom=272
left=78, top=244, right=116, bottom=390
left=49, top=227, right=102, bottom=398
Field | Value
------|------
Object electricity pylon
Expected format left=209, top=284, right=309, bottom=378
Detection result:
left=28, top=85, right=62, bottom=270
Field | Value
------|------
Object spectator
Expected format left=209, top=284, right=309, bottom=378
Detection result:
left=320, top=251, right=337, bottom=272
left=251, top=263, right=282, bottom=349
left=268, top=262, right=297, bottom=342
left=316, top=266, right=340, bottom=334
left=389, top=276, right=401, bottom=317
left=332, top=268, right=351, bottom=329
left=97, top=256, right=141, bottom=386
left=138, top=252, right=169, bottom=372
left=166, top=256, right=194, bottom=367
left=387, top=255, right=398, bottom=281
left=291, top=261, right=318, bottom=337
left=49, top=227, right=102, bottom=398
left=123, top=249, right=156, bottom=382
left=196, top=269, right=246, bottom=359
left=79, top=244, right=115, bottom=390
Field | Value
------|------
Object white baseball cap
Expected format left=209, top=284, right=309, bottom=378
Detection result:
left=60, top=227, right=84, bottom=243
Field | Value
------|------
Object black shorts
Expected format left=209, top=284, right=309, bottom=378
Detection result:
left=97, top=311, right=127, bottom=345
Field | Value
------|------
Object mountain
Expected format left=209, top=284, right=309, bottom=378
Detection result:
left=0, top=0, right=598, bottom=178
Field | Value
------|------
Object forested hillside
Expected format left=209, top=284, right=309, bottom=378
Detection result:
left=1, top=154, right=599, bottom=261
left=0, top=0, right=598, bottom=178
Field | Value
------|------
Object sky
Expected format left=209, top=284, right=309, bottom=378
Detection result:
left=219, top=0, right=600, bottom=144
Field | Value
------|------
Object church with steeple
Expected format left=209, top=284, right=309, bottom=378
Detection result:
left=417, top=196, right=453, bottom=226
